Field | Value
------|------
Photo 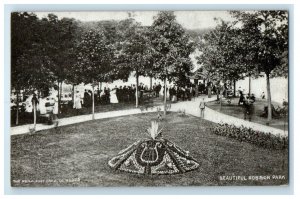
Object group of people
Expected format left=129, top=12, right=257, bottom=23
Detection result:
left=73, top=83, right=158, bottom=110
left=102, top=84, right=152, bottom=104
left=167, top=85, right=197, bottom=102
left=72, top=82, right=203, bottom=111
left=20, top=93, right=60, bottom=125
left=152, top=83, right=162, bottom=97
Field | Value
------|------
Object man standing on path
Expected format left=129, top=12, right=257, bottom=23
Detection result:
left=84, top=89, right=89, bottom=107
left=238, top=89, right=244, bottom=105
left=199, top=98, right=206, bottom=118
left=156, top=83, right=162, bottom=98
left=243, top=96, right=254, bottom=121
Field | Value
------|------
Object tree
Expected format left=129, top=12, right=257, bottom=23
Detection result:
left=115, top=19, right=151, bottom=107
left=231, top=11, right=288, bottom=123
left=150, top=11, right=194, bottom=115
left=196, top=19, right=251, bottom=101
left=11, top=12, right=56, bottom=126
left=41, top=14, right=80, bottom=114
left=75, top=30, right=114, bottom=119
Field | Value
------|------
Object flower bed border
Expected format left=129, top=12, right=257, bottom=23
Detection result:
left=211, top=123, right=288, bottom=150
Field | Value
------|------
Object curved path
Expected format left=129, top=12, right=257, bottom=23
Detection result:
left=10, top=96, right=288, bottom=137
left=170, top=97, right=288, bottom=137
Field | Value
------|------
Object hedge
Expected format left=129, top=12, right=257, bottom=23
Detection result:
left=212, top=123, right=288, bottom=150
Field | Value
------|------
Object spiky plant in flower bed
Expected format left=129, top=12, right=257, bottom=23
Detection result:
left=147, top=121, right=163, bottom=140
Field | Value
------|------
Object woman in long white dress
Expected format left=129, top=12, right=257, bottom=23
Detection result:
left=74, top=91, right=82, bottom=114
left=110, top=88, right=119, bottom=104
left=53, top=96, right=59, bottom=126
left=39, top=97, right=47, bottom=115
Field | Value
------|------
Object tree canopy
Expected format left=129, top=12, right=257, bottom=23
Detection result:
left=197, top=20, right=248, bottom=84
left=230, top=11, right=288, bottom=78
left=150, top=11, right=194, bottom=84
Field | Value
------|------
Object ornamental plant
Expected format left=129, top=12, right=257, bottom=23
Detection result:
left=212, top=123, right=288, bottom=150
left=147, top=121, right=163, bottom=140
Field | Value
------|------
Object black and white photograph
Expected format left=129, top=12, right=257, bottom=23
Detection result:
left=10, top=10, right=289, bottom=187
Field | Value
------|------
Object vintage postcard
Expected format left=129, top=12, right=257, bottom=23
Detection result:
left=10, top=10, right=289, bottom=187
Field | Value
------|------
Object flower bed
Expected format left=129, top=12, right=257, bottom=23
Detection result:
left=212, top=123, right=288, bottom=150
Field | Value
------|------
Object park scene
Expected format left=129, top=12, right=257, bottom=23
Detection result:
left=10, top=11, right=288, bottom=186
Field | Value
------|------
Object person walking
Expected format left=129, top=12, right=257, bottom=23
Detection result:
left=238, top=90, right=244, bottom=105
left=156, top=83, right=162, bottom=97
left=31, top=93, right=39, bottom=130
left=74, top=91, right=82, bottom=115
left=53, top=95, right=59, bottom=127
left=199, top=98, right=206, bottom=118
left=83, top=89, right=89, bottom=107
left=243, top=96, right=255, bottom=121
left=110, top=87, right=119, bottom=104
left=260, top=92, right=265, bottom=99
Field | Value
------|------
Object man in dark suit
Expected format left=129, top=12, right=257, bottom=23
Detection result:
left=84, top=89, right=90, bottom=107
left=156, top=83, right=162, bottom=97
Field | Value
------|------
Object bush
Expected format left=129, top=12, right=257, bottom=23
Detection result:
left=177, top=109, right=186, bottom=117
left=212, top=123, right=288, bottom=150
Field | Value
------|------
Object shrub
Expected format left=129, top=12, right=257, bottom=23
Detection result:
left=211, top=123, right=288, bottom=150
left=177, top=109, right=186, bottom=117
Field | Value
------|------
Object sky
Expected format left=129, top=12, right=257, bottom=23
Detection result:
left=34, top=11, right=235, bottom=30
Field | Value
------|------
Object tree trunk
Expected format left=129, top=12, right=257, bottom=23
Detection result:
left=208, top=85, right=211, bottom=98
left=57, top=82, right=60, bottom=111
left=98, top=82, right=102, bottom=104
left=33, top=100, right=36, bottom=130
left=233, top=79, right=236, bottom=97
left=150, top=76, right=153, bottom=90
left=16, top=91, right=19, bottom=125
left=163, top=77, right=167, bottom=115
left=266, top=73, right=272, bottom=124
left=57, top=81, right=62, bottom=115
left=72, top=84, right=75, bottom=105
left=135, top=71, right=139, bottom=108
left=248, top=74, right=251, bottom=95
left=92, top=86, right=95, bottom=120
left=220, top=88, right=222, bottom=110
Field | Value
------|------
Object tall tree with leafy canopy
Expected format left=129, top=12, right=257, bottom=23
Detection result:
left=41, top=14, right=80, bottom=114
left=115, top=18, right=152, bottom=107
left=89, top=20, right=125, bottom=90
left=150, top=11, right=194, bottom=115
left=11, top=12, right=56, bottom=126
left=231, top=11, right=288, bottom=123
left=197, top=20, right=248, bottom=99
left=75, top=30, right=114, bottom=119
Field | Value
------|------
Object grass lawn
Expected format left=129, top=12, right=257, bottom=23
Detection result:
left=206, top=97, right=288, bottom=131
left=11, top=112, right=288, bottom=187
